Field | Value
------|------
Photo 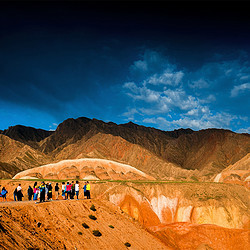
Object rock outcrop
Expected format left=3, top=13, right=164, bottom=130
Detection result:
left=104, top=182, right=250, bottom=230
left=12, top=158, right=156, bottom=181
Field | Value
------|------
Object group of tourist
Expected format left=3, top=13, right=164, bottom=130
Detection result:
left=0, top=181, right=91, bottom=202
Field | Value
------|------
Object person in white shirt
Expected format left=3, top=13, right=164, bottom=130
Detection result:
left=75, top=181, right=80, bottom=200
left=61, top=182, right=66, bottom=200
left=16, top=184, right=23, bottom=201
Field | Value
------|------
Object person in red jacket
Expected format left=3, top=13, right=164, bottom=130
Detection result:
left=66, top=182, right=72, bottom=200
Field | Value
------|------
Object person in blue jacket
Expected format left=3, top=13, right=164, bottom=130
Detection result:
left=1, top=187, right=8, bottom=201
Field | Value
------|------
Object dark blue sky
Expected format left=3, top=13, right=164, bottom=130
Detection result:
left=0, top=1, right=250, bottom=132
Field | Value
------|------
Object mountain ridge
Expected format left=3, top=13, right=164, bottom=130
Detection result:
left=0, top=117, right=249, bottom=179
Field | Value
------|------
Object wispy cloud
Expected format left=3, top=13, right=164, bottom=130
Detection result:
left=231, top=83, right=250, bottom=97
left=147, top=70, right=184, bottom=86
left=236, top=127, right=250, bottom=134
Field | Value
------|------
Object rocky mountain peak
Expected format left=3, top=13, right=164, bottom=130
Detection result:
left=2, top=125, right=53, bottom=146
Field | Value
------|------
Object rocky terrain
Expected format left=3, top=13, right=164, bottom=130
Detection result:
left=0, top=117, right=249, bottom=180
left=0, top=179, right=249, bottom=249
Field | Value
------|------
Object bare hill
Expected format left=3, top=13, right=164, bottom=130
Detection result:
left=0, top=135, right=51, bottom=178
left=51, top=133, right=192, bottom=179
left=1, top=117, right=250, bottom=180
left=39, top=118, right=250, bottom=175
left=1, top=125, right=53, bottom=148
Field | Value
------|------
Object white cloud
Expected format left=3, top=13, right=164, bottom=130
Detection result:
left=122, top=108, right=140, bottom=121
left=141, top=110, right=243, bottom=132
left=147, top=70, right=184, bottom=86
left=122, top=50, right=250, bottom=132
left=236, top=127, right=250, bottom=134
left=130, top=50, right=175, bottom=76
left=123, top=82, right=138, bottom=93
left=230, top=83, right=250, bottom=97
left=199, top=94, right=216, bottom=104
left=133, top=60, right=148, bottom=71
left=123, top=82, right=161, bottom=103
left=163, top=89, right=198, bottom=110
left=168, top=112, right=237, bottom=130
left=189, top=78, right=209, bottom=89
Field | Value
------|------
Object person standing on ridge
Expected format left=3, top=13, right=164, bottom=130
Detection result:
left=61, top=182, right=66, bottom=200
left=45, top=183, right=49, bottom=201
left=13, top=187, right=17, bottom=201
left=75, top=181, right=79, bottom=200
left=27, top=185, right=33, bottom=201
left=48, top=183, right=53, bottom=201
left=33, top=182, right=38, bottom=200
left=1, top=187, right=8, bottom=201
left=86, top=181, right=91, bottom=199
left=66, top=182, right=71, bottom=200
left=55, top=183, right=59, bottom=200
left=39, top=182, right=46, bottom=203
left=16, top=184, right=23, bottom=201
left=83, top=182, right=87, bottom=199
left=70, top=181, right=75, bottom=199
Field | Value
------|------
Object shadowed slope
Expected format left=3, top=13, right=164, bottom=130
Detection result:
left=39, top=117, right=250, bottom=176
left=0, top=135, right=50, bottom=178
left=1, top=125, right=53, bottom=148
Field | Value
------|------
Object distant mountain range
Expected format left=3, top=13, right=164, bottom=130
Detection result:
left=0, top=117, right=249, bottom=180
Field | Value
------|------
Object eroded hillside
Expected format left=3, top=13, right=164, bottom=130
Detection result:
left=0, top=199, right=168, bottom=250
left=1, top=117, right=249, bottom=180
left=0, top=180, right=249, bottom=249
left=0, top=135, right=50, bottom=178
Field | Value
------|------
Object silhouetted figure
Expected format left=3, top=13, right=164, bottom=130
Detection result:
left=48, top=183, right=52, bottom=200
left=39, top=182, right=46, bottom=202
left=16, top=184, right=23, bottom=201
left=27, top=186, right=33, bottom=201
left=55, top=183, right=59, bottom=200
